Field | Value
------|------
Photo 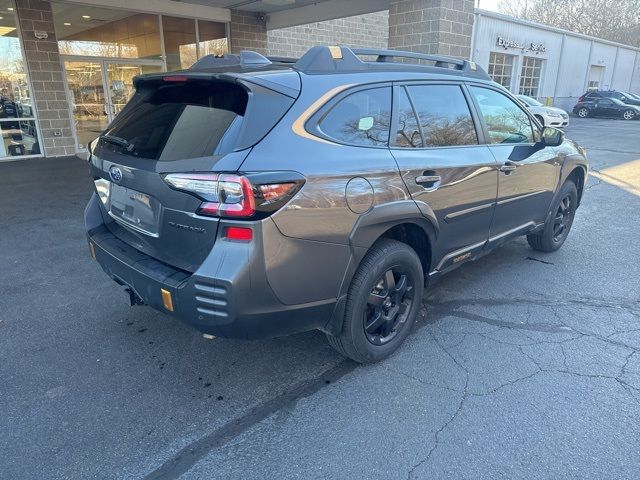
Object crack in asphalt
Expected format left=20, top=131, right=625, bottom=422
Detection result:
left=407, top=333, right=470, bottom=480
left=143, top=360, right=357, bottom=480
left=144, top=295, right=640, bottom=479
left=403, top=295, right=640, bottom=477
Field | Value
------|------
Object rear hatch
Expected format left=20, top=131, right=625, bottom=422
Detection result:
left=88, top=71, right=299, bottom=272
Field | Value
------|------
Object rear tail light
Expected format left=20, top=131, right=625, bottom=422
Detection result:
left=163, top=172, right=303, bottom=219
left=578, top=95, right=585, bottom=102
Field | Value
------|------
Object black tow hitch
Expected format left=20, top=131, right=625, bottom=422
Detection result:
left=125, top=287, right=145, bottom=306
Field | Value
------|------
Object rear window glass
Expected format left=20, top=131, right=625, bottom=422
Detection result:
left=103, top=81, right=248, bottom=160
left=318, top=87, right=391, bottom=147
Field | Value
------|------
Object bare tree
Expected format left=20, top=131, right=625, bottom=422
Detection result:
left=498, top=0, right=640, bottom=47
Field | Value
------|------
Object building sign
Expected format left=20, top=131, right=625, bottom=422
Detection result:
left=497, top=36, right=546, bottom=53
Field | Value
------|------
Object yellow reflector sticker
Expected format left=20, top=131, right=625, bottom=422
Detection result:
left=88, top=241, right=96, bottom=260
left=328, top=46, right=343, bottom=59
left=161, top=288, right=174, bottom=312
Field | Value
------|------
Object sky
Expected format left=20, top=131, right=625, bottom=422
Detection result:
left=476, top=0, right=501, bottom=11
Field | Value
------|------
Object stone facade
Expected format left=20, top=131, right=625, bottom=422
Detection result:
left=15, top=0, right=75, bottom=157
left=388, top=0, right=474, bottom=59
left=229, top=10, right=268, bottom=54
left=267, top=11, right=389, bottom=59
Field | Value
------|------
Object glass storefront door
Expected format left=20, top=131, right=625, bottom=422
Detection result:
left=106, top=63, right=162, bottom=118
left=63, top=58, right=162, bottom=150
left=63, top=61, right=108, bottom=150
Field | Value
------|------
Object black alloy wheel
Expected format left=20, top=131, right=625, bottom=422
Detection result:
left=364, top=267, right=415, bottom=346
left=326, top=239, right=424, bottom=363
left=527, top=180, right=578, bottom=252
left=552, top=194, right=572, bottom=242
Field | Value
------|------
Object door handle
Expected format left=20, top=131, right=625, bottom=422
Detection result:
left=415, top=173, right=441, bottom=191
left=499, top=161, right=518, bottom=174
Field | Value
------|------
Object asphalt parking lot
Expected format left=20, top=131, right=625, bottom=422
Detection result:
left=1, top=117, right=639, bottom=479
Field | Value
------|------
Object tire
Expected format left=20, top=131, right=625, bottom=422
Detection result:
left=623, top=109, right=636, bottom=121
left=576, top=107, right=590, bottom=118
left=535, top=114, right=545, bottom=127
left=527, top=180, right=578, bottom=253
left=326, top=239, right=424, bottom=363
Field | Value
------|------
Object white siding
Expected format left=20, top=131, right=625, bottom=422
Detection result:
left=555, top=35, right=591, bottom=98
left=472, top=11, right=640, bottom=109
left=612, top=49, right=638, bottom=91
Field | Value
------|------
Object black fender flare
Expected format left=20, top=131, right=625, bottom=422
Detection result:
left=323, top=200, right=439, bottom=336
left=343, top=200, right=438, bottom=296
left=543, top=152, right=588, bottom=226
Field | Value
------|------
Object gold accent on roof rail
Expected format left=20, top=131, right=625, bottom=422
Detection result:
left=328, top=46, right=343, bottom=59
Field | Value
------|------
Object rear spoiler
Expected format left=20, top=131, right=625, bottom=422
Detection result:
left=133, top=70, right=300, bottom=99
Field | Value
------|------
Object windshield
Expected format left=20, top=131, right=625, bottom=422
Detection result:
left=518, top=95, right=543, bottom=107
left=103, top=81, right=248, bottom=160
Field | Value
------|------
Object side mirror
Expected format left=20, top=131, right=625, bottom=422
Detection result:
left=542, top=126, right=564, bottom=147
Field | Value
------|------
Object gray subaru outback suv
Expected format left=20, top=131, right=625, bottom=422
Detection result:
left=85, top=46, right=588, bottom=363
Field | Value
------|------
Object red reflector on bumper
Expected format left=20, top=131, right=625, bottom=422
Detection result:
left=224, top=227, right=253, bottom=242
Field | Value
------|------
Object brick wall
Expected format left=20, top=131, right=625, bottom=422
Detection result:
left=267, top=11, right=389, bottom=58
left=388, top=0, right=474, bottom=59
left=15, top=0, right=75, bottom=157
left=229, top=10, right=268, bottom=54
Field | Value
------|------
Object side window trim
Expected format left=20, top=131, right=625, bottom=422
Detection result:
left=390, top=85, right=425, bottom=148
left=465, top=82, right=539, bottom=146
left=391, top=80, right=482, bottom=150
left=402, top=86, right=425, bottom=147
left=306, top=82, right=393, bottom=149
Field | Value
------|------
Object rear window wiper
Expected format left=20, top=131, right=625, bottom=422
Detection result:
left=100, top=134, right=136, bottom=152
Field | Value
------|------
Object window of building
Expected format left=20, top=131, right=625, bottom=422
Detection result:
left=404, top=85, right=478, bottom=147
left=53, top=4, right=162, bottom=60
left=0, top=0, right=40, bottom=159
left=162, top=16, right=197, bottom=71
left=519, top=56, right=543, bottom=97
left=487, top=52, right=515, bottom=89
left=470, top=86, right=534, bottom=144
left=319, top=88, right=391, bottom=147
left=198, top=20, right=228, bottom=58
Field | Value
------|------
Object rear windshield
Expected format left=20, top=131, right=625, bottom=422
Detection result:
left=103, top=81, right=248, bottom=160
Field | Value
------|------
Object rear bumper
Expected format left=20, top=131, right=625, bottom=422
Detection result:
left=85, top=194, right=336, bottom=339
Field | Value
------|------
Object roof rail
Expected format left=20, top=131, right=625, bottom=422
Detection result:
left=190, top=50, right=272, bottom=70
left=266, top=55, right=298, bottom=64
left=294, top=46, right=490, bottom=80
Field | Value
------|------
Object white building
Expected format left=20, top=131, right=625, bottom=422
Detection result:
left=471, top=10, right=640, bottom=110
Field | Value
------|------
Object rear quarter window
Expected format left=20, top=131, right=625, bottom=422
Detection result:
left=104, top=81, right=248, bottom=160
left=318, top=87, right=392, bottom=147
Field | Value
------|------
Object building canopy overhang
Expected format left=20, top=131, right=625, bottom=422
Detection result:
left=58, top=0, right=391, bottom=30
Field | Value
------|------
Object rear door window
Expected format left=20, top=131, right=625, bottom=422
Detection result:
left=318, top=87, right=392, bottom=147
left=404, top=84, right=478, bottom=147
left=103, top=81, right=248, bottom=160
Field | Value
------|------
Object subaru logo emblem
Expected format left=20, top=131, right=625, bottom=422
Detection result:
left=109, top=166, right=123, bottom=183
